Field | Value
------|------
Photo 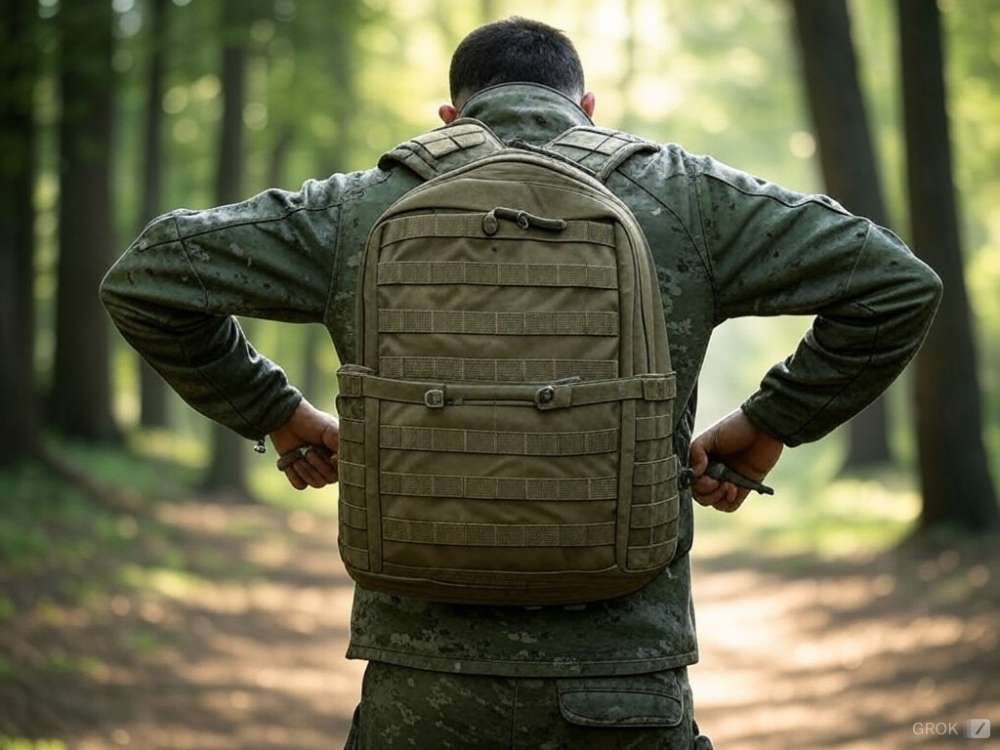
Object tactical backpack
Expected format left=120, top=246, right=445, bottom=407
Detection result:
left=335, top=120, right=679, bottom=606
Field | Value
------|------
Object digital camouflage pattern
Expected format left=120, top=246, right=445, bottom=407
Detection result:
left=345, top=661, right=713, bottom=749
left=101, top=84, right=942, bottom=679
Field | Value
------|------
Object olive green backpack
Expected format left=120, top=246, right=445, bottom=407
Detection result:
left=335, top=120, right=678, bottom=606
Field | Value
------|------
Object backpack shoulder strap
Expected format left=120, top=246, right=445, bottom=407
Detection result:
left=544, top=126, right=659, bottom=182
left=377, top=118, right=505, bottom=181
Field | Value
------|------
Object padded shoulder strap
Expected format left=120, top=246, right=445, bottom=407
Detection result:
left=545, top=126, right=659, bottom=182
left=377, top=119, right=504, bottom=181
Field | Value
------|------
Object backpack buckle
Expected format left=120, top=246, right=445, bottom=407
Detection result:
left=424, top=388, right=446, bottom=408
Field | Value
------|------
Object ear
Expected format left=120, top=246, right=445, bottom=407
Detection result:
left=580, top=92, right=596, bottom=118
left=438, top=104, right=459, bottom=124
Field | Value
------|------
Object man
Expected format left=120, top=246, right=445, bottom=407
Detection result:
left=101, top=17, right=942, bottom=749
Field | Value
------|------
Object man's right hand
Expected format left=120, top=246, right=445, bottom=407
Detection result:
left=688, top=409, right=783, bottom=513
left=269, top=399, right=340, bottom=490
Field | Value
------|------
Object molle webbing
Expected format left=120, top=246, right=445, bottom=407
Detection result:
left=377, top=120, right=504, bottom=181
left=377, top=309, right=619, bottom=336
left=337, top=145, right=678, bottom=606
left=377, top=261, right=619, bottom=289
left=545, top=127, right=660, bottom=181
left=382, top=518, right=615, bottom=547
left=379, top=356, right=619, bottom=382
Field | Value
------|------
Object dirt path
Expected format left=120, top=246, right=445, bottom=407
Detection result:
left=2, top=497, right=998, bottom=749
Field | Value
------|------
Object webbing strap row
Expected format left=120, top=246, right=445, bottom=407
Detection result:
left=634, top=455, right=680, bottom=486
left=339, top=500, right=367, bottom=530
left=376, top=261, right=618, bottom=289
left=380, top=356, right=618, bottom=383
left=339, top=461, right=366, bottom=488
left=627, top=538, right=677, bottom=571
left=630, top=496, right=680, bottom=529
left=380, top=213, right=616, bottom=247
left=380, top=424, right=618, bottom=457
left=338, top=369, right=675, bottom=408
left=636, top=414, right=672, bottom=441
left=378, top=308, right=619, bottom=337
left=339, top=543, right=370, bottom=570
left=381, top=471, right=618, bottom=501
left=382, top=517, right=615, bottom=547
left=633, top=478, right=679, bottom=504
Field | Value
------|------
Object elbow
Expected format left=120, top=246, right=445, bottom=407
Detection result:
left=98, top=262, right=126, bottom=323
left=914, top=259, right=944, bottom=318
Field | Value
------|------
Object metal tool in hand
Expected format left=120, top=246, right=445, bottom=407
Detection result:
left=275, top=444, right=334, bottom=472
left=705, top=461, right=774, bottom=495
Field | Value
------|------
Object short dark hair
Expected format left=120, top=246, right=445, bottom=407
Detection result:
left=449, top=17, right=585, bottom=106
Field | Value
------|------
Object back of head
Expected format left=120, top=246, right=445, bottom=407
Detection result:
left=449, top=17, right=585, bottom=108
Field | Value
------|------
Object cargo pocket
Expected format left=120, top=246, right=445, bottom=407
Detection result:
left=556, top=670, right=684, bottom=729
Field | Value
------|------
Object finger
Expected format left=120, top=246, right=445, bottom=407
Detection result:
left=305, top=449, right=337, bottom=482
left=700, top=482, right=736, bottom=508
left=284, top=468, right=307, bottom=491
left=688, top=440, right=709, bottom=476
left=293, top=461, right=326, bottom=489
left=693, top=476, right=720, bottom=495
left=694, top=486, right=725, bottom=507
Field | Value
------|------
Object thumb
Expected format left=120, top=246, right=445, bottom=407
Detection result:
left=689, top=435, right=710, bottom=477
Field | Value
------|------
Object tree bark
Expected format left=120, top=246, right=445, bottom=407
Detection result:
left=50, top=0, right=119, bottom=440
left=897, top=0, right=998, bottom=530
left=138, top=0, right=170, bottom=428
left=0, top=0, right=38, bottom=465
left=202, top=0, right=252, bottom=497
left=790, top=0, right=893, bottom=469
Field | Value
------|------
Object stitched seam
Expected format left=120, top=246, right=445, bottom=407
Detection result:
left=700, top=170, right=852, bottom=215
left=687, top=172, right=720, bottom=323
left=137, top=171, right=394, bottom=253
left=321, top=203, right=345, bottom=330
left=172, top=217, right=260, bottom=436
left=140, top=200, right=346, bottom=254
left=560, top=707, right=678, bottom=725
left=616, top=170, right=714, bottom=303
left=345, top=645, right=700, bottom=666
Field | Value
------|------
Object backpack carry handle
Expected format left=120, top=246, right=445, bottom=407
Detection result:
left=482, top=207, right=567, bottom=235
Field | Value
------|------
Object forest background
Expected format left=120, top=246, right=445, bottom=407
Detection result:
left=1, top=1, right=998, bottom=748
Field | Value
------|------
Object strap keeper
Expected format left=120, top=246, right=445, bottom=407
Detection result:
left=641, top=375, right=676, bottom=401
left=339, top=374, right=363, bottom=397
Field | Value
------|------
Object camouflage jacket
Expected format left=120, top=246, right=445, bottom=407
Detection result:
left=101, top=83, right=942, bottom=677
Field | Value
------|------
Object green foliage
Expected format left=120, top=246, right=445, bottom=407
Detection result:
left=23, top=0, right=1000, bottom=525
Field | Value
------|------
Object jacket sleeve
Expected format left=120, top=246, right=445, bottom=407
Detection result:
left=100, top=178, right=343, bottom=440
left=693, top=156, right=942, bottom=446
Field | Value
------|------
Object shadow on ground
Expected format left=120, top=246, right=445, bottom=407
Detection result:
left=2, top=475, right=998, bottom=749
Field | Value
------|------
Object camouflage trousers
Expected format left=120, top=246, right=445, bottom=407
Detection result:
left=345, top=661, right=714, bottom=749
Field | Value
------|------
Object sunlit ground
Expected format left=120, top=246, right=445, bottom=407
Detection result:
left=1, top=432, right=997, bottom=749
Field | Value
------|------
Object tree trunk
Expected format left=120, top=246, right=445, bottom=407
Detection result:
left=50, top=0, right=119, bottom=440
left=202, top=0, right=252, bottom=497
left=0, top=0, right=38, bottom=465
left=897, top=0, right=998, bottom=531
left=138, top=0, right=169, bottom=428
left=790, top=0, right=893, bottom=469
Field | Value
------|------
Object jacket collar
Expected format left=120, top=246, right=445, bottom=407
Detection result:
left=458, top=83, right=593, bottom=145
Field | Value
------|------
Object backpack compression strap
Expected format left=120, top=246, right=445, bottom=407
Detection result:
left=544, top=126, right=659, bottom=183
left=377, top=119, right=504, bottom=181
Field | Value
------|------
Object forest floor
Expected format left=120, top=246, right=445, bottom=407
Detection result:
left=1, top=442, right=999, bottom=750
